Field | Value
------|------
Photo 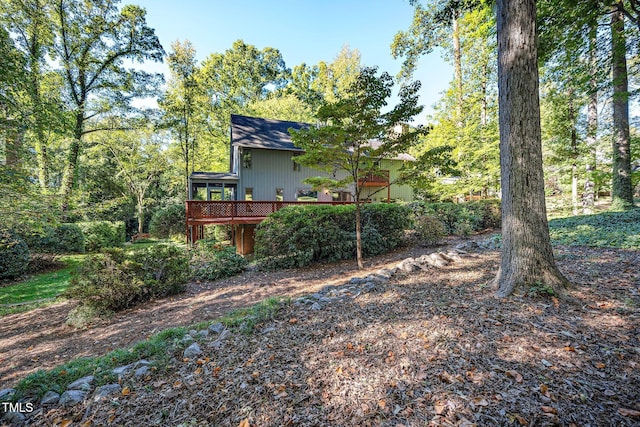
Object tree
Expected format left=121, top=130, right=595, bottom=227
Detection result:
left=198, top=40, right=290, bottom=172
left=96, top=126, right=167, bottom=234
left=610, top=3, right=635, bottom=208
left=53, top=0, right=164, bottom=213
left=494, top=0, right=569, bottom=297
left=160, top=39, right=206, bottom=197
left=290, top=67, right=424, bottom=269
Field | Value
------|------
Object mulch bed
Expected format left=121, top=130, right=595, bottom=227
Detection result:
left=26, top=243, right=640, bottom=426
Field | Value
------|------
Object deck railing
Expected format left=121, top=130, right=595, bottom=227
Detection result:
left=186, top=200, right=354, bottom=223
left=358, top=170, right=390, bottom=186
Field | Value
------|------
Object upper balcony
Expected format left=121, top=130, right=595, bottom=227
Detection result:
left=358, top=170, right=390, bottom=187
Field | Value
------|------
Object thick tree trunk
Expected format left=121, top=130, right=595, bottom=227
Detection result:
left=494, top=0, right=569, bottom=297
left=610, top=5, right=634, bottom=208
left=583, top=27, right=598, bottom=215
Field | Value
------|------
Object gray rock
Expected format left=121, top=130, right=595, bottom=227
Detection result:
left=209, top=322, right=225, bottom=335
left=183, top=342, right=202, bottom=359
left=112, top=363, right=135, bottom=377
left=136, top=359, right=151, bottom=367
left=349, top=277, right=367, bottom=285
left=362, top=282, right=377, bottom=292
left=0, top=388, right=15, bottom=400
left=134, top=366, right=150, bottom=377
left=41, top=390, right=60, bottom=405
left=59, top=389, right=88, bottom=406
left=67, top=375, right=94, bottom=391
left=262, top=326, right=276, bottom=335
left=197, top=329, right=209, bottom=338
left=181, top=334, right=195, bottom=344
left=93, top=384, right=121, bottom=401
left=3, top=411, right=26, bottom=424
left=311, top=302, right=322, bottom=310
left=188, top=329, right=199, bottom=337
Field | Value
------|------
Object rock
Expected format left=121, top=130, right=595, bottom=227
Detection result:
left=362, top=282, right=377, bottom=292
left=93, top=384, right=121, bottom=401
left=209, top=323, right=225, bottom=335
left=183, top=342, right=202, bottom=359
left=311, top=302, right=322, bottom=310
left=0, top=388, right=15, bottom=400
left=134, top=366, right=150, bottom=377
left=59, top=389, right=88, bottom=406
left=261, top=326, right=276, bottom=335
left=112, top=363, right=135, bottom=377
left=181, top=334, right=194, bottom=344
left=397, top=257, right=418, bottom=272
left=40, top=391, right=60, bottom=405
left=67, top=375, right=94, bottom=391
left=188, top=329, right=199, bottom=337
left=197, top=329, right=209, bottom=338
left=3, top=411, right=26, bottom=424
left=136, top=359, right=151, bottom=367
left=348, top=277, right=367, bottom=285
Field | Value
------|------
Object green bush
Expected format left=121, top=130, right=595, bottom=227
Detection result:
left=65, top=244, right=189, bottom=313
left=149, top=204, right=186, bottom=239
left=408, top=200, right=501, bottom=236
left=0, top=228, right=30, bottom=280
left=191, top=245, right=248, bottom=281
left=24, top=223, right=85, bottom=254
left=414, top=215, right=447, bottom=246
left=254, top=203, right=411, bottom=270
left=77, top=221, right=125, bottom=252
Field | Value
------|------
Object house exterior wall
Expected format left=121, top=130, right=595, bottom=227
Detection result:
left=237, top=148, right=413, bottom=202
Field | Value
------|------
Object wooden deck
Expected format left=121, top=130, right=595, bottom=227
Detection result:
left=186, top=200, right=354, bottom=244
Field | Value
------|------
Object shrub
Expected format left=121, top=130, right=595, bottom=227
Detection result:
left=414, top=215, right=447, bottom=246
left=0, top=228, right=30, bottom=280
left=65, top=244, right=189, bottom=313
left=77, top=221, right=125, bottom=252
left=24, top=223, right=85, bottom=254
left=191, top=246, right=248, bottom=281
left=408, top=199, right=501, bottom=236
left=254, top=203, right=411, bottom=270
left=149, top=204, right=186, bottom=239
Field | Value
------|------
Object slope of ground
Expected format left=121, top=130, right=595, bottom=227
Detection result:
left=8, top=240, right=640, bottom=426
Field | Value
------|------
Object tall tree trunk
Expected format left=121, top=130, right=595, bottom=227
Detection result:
left=452, top=10, right=463, bottom=125
left=494, top=0, right=569, bottom=297
left=583, top=26, right=598, bottom=214
left=569, top=95, right=578, bottom=216
left=60, top=110, right=84, bottom=214
left=610, top=5, right=634, bottom=208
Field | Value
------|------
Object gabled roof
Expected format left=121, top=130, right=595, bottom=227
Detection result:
left=230, top=114, right=416, bottom=161
left=231, top=114, right=308, bottom=152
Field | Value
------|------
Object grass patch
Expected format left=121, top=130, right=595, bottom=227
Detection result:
left=0, top=255, right=84, bottom=307
left=549, top=208, right=640, bottom=249
left=11, top=297, right=288, bottom=400
left=220, top=296, right=289, bottom=333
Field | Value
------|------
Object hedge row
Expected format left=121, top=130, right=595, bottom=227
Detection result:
left=254, top=203, right=412, bottom=270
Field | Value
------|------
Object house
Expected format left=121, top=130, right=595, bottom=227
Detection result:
left=186, top=114, right=415, bottom=253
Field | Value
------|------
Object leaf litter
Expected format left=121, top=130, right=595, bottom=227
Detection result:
left=14, top=241, right=640, bottom=426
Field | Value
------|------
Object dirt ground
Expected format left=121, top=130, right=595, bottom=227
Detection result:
left=3, top=236, right=640, bottom=426
left=0, top=238, right=444, bottom=389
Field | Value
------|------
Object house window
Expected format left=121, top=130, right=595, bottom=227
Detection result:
left=293, top=153, right=301, bottom=171
left=242, top=149, right=252, bottom=169
left=245, top=188, right=253, bottom=201
left=276, top=188, right=284, bottom=201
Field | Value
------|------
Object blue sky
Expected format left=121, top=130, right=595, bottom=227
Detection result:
left=132, top=0, right=453, bottom=122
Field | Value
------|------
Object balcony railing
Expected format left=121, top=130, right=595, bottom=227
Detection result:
left=358, top=170, right=389, bottom=187
left=186, top=200, right=354, bottom=223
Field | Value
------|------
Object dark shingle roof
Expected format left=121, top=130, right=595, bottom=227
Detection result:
left=230, top=114, right=416, bottom=161
left=231, top=114, right=308, bottom=151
